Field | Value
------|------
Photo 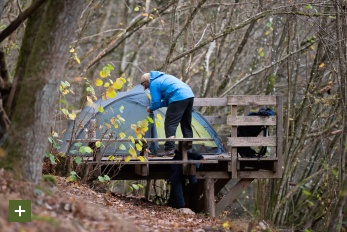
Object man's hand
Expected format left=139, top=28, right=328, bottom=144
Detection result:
left=147, top=107, right=153, bottom=113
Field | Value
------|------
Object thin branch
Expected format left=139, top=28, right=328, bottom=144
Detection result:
left=0, top=0, right=47, bottom=43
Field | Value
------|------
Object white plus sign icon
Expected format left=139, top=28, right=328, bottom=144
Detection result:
left=14, top=205, right=26, bottom=217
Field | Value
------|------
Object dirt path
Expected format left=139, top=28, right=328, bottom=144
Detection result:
left=0, top=169, right=250, bottom=232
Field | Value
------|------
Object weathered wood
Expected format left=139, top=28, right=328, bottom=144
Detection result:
left=231, top=105, right=238, bottom=178
left=227, top=115, right=276, bottom=126
left=204, top=178, right=215, bottom=217
left=238, top=157, right=278, bottom=161
left=237, top=170, right=279, bottom=178
left=215, top=178, right=254, bottom=215
left=196, top=171, right=231, bottom=179
left=227, top=137, right=277, bottom=147
left=227, top=95, right=277, bottom=106
left=194, top=98, right=227, bottom=106
left=86, top=160, right=218, bottom=165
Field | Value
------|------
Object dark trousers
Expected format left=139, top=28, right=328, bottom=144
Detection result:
left=164, top=97, right=194, bottom=151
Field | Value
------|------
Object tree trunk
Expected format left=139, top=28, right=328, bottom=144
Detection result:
left=4, top=0, right=85, bottom=183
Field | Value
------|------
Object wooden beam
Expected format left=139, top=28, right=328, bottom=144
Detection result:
left=194, top=98, right=227, bottom=106
left=227, top=95, right=277, bottom=106
left=196, top=172, right=231, bottom=179
left=227, top=115, right=276, bottom=126
left=204, top=178, right=215, bottom=217
left=276, top=95, right=284, bottom=178
left=227, top=137, right=277, bottom=147
left=237, top=170, right=279, bottom=178
left=215, top=178, right=254, bottom=215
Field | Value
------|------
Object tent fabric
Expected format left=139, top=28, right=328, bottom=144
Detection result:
left=61, top=84, right=226, bottom=156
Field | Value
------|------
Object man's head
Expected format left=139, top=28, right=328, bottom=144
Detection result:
left=141, top=73, right=150, bottom=90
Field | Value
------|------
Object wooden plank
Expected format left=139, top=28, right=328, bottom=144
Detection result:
left=204, top=178, right=215, bottom=217
left=196, top=172, right=231, bottom=179
left=227, top=116, right=276, bottom=126
left=227, top=137, right=276, bottom=147
left=194, top=98, right=227, bottom=106
left=227, top=95, right=277, bottom=106
left=237, top=170, right=280, bottom=178
left=203, top=116, right=227, bottom=125
left=231, top=105, right=238, bottom=178
left=86, top=160, right=219, bottom=165
left=215, top=179, right=254, bottom=215
left=238, top=157, right=278, bottom=161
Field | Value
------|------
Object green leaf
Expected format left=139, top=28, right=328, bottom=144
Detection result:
left=305, top=4, right=312, bottom=10
left=70, top=150, right=77, bottom=155
left=98, top=176, right=105, bottom=183
left=119, top=144, right=126, bottom=150
left=104, top=175, right=110, bottom=182
left=302, top=189, right=311, bottom=196
left=48, top=137, right=53, bottom=143
left=132, top=184, right=139, bottom=190
left=74, top=142, right=83, bottom=147
left=74, top=157, right=82, bottom=165
left=134, top=5, right=140, bottom=11
left=61, top=108, right=69, bottom=115
left=95, top=141, right=102, bottom=148
left=107, top=64, right=114, bottom=70
left=119, top=105, right=124, bottom=113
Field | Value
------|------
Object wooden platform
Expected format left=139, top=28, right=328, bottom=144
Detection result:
left=67, top=95, right=283, bottom=217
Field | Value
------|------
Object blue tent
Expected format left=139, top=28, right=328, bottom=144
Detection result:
left=61, top=84, right=226, bottom=156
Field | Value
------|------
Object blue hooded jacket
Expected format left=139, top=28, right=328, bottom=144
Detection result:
left=149, top=71, right=194, bottom=111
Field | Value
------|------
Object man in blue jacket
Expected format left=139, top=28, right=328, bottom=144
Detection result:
left=141, top=71, right=194, bottom=155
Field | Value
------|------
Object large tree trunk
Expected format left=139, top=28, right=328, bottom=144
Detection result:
left=4, top=0, right=84, bottom=183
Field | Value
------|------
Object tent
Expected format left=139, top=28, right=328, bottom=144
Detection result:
left=61, top=84, right=226, bottom=156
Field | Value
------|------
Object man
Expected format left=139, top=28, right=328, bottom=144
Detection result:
left=141, top=71, right=194, bottom=155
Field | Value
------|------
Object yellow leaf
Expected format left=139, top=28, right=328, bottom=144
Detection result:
left=70, top=48, right=74, bottom=52
left=106, top=87, right=117, bottom=98
left=119, top=77, right=126, bottom=83
left=119, top=132, right=126, bottom=139
left=95, top=141, right=101, bottom=148
left=128, top=136, right=135, bottom=143
left=113, top=123, right=118, bottom=128
left=75, top=56, right=81, bottom=64
left=110, top=117, right=116, bottom=124
left=124, top=156, right=131, bottom=162
left=95, top=78, right=103, bottom=86
left=139, top=156, right=145, bottom=162
left=113, top=81, right=122, bottom=90
left=129, top=147, right=137, bottom=157
left=97, top=106, right=104, bottom=112
left=156, top=121, right=161, bottom=127
left=136, top=143, right=142, bottom=151
left=100, top=70, right=108, bottom=78
left=137, top=134, right=143, bottom=139
left=108, top=155, right=115, bottom=161
left=104, top=82, right=110, bottom=88
left=142, top=13, right=148, bottom=17
left=68, top=113, right=76, bottom=120
left=319, top=63, right=325, bottom=69
left=146, top=92, right=151, bottom=99
left=222, top=221, right=231, bottom=229
left=119, top=105, right=124, bottom=113
left=157, top=114, right=162, bottom=120
left=105, top=123, right=111, bottom=129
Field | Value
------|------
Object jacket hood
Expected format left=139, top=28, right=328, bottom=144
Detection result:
left=150, top=71, right=165, bottom=81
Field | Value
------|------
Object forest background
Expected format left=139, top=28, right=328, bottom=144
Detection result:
left=0, top=0, right=346, bottom=231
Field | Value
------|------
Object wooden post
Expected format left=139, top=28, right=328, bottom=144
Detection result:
left=204, top=178, right=215, bottom=217
left=179, top=141, right=189, bottom=175
left=231, top=104, right=238, bottom=178
left=276, top=95, right=283, bottom=177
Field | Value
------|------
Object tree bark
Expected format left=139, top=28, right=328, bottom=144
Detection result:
left=4, top=0, right=85, bottom=183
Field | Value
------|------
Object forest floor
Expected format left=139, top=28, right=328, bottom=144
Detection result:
left=0, top=168, right=274, bottom=232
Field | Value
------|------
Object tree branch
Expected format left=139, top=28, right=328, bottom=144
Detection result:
left=0, top=0, right=47, bottom=43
